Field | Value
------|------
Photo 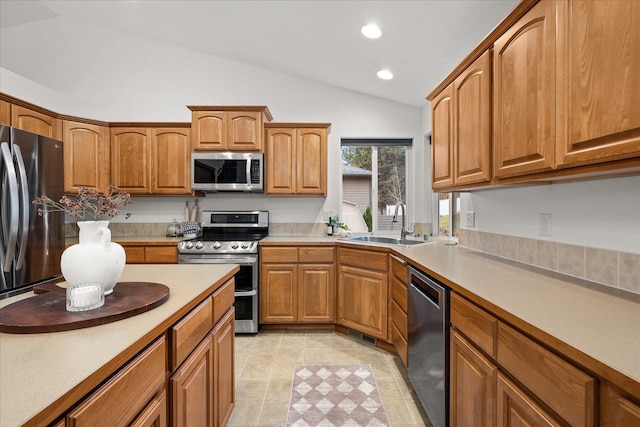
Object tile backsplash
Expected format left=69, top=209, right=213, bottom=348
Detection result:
left=458, top=229, right=640, bottom=295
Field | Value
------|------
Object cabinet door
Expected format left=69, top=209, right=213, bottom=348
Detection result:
left=497, top=373, right=562, bottom=427
left=192, top=111, right=226, bottom=150
left=296, top=128, right=327, bottom=195
left=260, top=263, right=297, bottom=322
left=151, top=127, right=191, bottom=194
left=454, top=50, right=492, bottom=186
left=298, top=263, right=335, bottom=323
left=556, top=0, right=640, bottom=167
left=266, top=128, right=297, bottom=195
left=213, top=308, right=235, bottom=427
left=10, top=104, right=61, bottom=140
left=63, top=120, right=110, bottom=194
left=227, top=111, right=262, bottom=151
left=337, top=265, right=387, bottom=339
left=493, top=0, right=556, bottom=178
left=111, top=127, right=152, bottom=194
left=130, top=390, right=167, bottom=427
left=431, top=84, right=455, bottom=189
left=600, top=382, right=640, bottom=427
left=450, top=330, right=496, bottom=427
left=171, top=334, right=214, bottom=427
left=0, top=99, right=10, bottom=125
left=145, top=246, right=178, bottom=264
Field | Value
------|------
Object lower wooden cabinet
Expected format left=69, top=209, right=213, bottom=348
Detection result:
left=260, top=246, right=335, bottom=324
left=389, top=255, right=408, bottom=366
left=67, top=337, right=167, bottom=426
left=123, top=244, right=178, bottom=264
left=450, top=329, right=497, bottom=427
left=497, top=373, right=562, bottom=427
left=337, top=247, right=388, bottom=340
left=130, top=390, right=168, bottom=427
left=213, top=309, right=235, bottom=427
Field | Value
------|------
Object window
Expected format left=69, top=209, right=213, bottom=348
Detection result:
left=437, top=192, right=460, bottom=238
left=341, top=138, right=411, bottom=235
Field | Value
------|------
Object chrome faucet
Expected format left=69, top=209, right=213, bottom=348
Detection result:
left=392, top=203, right=414, bottom=240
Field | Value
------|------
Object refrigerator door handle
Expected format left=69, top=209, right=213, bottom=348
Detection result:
left=0, top=142, right=19, bottom=273
left=14, top=145, right=30, bottom=270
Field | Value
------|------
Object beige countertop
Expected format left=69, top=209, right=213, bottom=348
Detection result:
left=262, top=236, right=640, bottom=390
left=0, top=264, right=238, bottom=427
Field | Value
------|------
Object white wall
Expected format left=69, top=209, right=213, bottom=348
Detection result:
left=459, top=176, right=640, bottom=254
left=1, top=17, right=428, bottom=226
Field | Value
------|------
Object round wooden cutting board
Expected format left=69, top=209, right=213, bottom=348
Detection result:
left=0, top=282, right=170, bottom=334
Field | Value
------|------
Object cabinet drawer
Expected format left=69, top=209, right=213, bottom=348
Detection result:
left=391, top=276, right=408, bottom=312
left=171, top=297, right=214, bottom=370
left=145, top=246, right=177, bottom=263
left=391, top=322, right=408, bottom=367
left=67, top=337, right=167, bottom=426
left=212, top=279, right=234, bottom=323
left=261, top=247, right=299, bottom=263
left=125, top=247, right=146, bottom=264
left=497, top=322, right=596, bottom=427
left=338, top=247, right=387, bottom=271
left=299, top=247, right=334, bottom=263
left=451, top=292, right=497, bottom=357
left=391, top=300, right=407, bottom=338
left=390, top=255, right=408, bottom=282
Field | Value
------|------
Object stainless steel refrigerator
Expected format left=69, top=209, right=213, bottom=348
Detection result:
left=1, top=125, right=65, bottom=298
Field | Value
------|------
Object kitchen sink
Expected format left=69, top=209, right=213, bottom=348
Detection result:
left=339, top=235, right=427, bottom=247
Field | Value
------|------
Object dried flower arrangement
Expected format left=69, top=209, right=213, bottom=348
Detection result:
left=33, top=186, right=133, bottom=220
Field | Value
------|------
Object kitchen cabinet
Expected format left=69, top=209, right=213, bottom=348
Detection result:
left=337, top=247, right=388, bottom=340
left=555, top=0, right=640, bottom=167
left=600, top=382, right=640, bottom=427
left=389, top=255, right=408, bottom=366
left=130, top=390, right=167, bottom=427
left=62, top=120, right=110, bottom=194
left=431, top=50, right=492, bottom=190
left=171, top=280, right=235, bottom=427
left=10, top=103, right=61, bottom=140
left=450, top=292, right=596, bottom=427
left=66, top=337, right=167, bottom=426
left=493, top=0, right=556, bottom=178
left=0, top=99, right=10, bottom=125
left=122, top=244, right=177, bottom=264
left=265, top=123, right=330, bottom=196
left=450, top=330, right=496, bottom=427
left=260, top=246, right=335, bottom=324
left=189, top=106, right=272, bottom=152
left=111, top=125, right=191, bottom=195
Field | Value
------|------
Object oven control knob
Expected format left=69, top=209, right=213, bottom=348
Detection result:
left=213, top=242, right=221, bottom=250
left=195, top=241, right=204, bottom=250
left=231, top=243, right=239, bottom=249
left=185, top=242, right=194, bottom=249
left=241, top=243, right=249, bottom=249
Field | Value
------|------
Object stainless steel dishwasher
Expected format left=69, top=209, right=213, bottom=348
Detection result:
left=408, top=266, right=449, bottom=427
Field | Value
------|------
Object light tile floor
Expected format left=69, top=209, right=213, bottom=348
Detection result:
left=228, top=331, right=431, bottom=426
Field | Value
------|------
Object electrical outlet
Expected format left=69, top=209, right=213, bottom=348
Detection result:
left=539, top=213, right=551, bottom=236
left=465, top=212, right=475, bottom=227
left=323, top=210, right=334, bottom=221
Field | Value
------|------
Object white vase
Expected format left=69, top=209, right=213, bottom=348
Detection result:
left=61, top=221, right=126, bottom=295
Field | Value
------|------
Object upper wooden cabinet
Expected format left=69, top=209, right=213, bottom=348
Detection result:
left=10, top=104, right=61, bottom=140
left=189, top=106, right=272, bottom=152
left=0, top=99, right=10, bottom=126
left=431, top=50, right=492, bottom=190
left=493, top=0, right=556, bottom=179
left=555, top=0, right=640, bottom=167
left=62, top=120, right=110, bottom=194
left=265, top=123, right=330, bottom=196
left=111, top=125, right=191, bottom=195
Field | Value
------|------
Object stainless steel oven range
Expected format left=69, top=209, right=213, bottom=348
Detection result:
left=177, top=210, right=268, bottom=334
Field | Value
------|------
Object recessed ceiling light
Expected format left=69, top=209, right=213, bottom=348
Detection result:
left=377, top=69, right=393, bottom=80
left=361, top=24, right=381, bottom=39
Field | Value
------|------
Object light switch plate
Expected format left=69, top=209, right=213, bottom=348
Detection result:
left=539, top=213, right=551, bottom=236
left=465, top=212, right=475, bottom=227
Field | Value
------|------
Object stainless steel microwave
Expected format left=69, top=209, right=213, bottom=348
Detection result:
left=191, top=152, right=264, bottom=192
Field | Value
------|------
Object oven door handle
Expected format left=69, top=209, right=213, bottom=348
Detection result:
left=235, top=290, right=257, bottom=297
